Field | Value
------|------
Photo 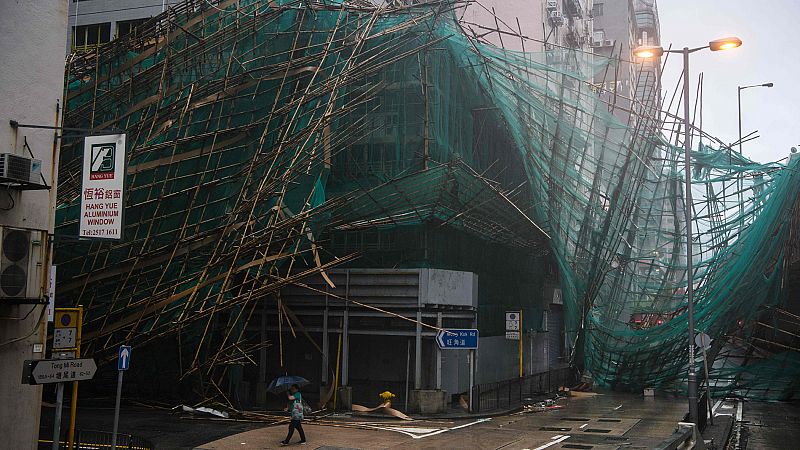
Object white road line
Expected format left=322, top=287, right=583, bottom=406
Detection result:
left=579, top=423, right=588, bottom=429
left=551, top=435, right=563, bottom=439
left=366, top=418, right=491, bottom=440
left=712, top=400, right=723, bottom=414
left=735, top=400, right=743, bottom=422
left=532, top=435, right=570, bottom=450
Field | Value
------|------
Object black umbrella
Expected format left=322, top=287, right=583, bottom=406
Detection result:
left=267, top=375, right=310, bottom=394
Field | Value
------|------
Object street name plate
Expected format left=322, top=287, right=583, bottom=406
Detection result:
left=24, top=358, right=97, bottom=385
left=436, top=329, right=479, bottom=349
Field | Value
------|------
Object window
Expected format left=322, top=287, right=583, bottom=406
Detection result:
left=117, top=19, right=148, bottom=39
left=591, top=3, right=603, bottom=17
left=72, top=23, right=111, bottom=52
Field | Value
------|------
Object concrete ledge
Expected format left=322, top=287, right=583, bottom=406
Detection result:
left=336, top=386, right=352, bottom=411
left=409, top=389, right=448, bottom=414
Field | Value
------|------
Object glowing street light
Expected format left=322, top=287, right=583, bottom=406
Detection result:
left=632, top=37, right=742, bottom=426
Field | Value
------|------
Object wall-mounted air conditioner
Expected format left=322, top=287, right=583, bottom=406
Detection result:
left=546, top=0, right=559, bottom=11
left=0, top=227, right=45, bottom=301
left=0, top=153, right=43, bottom=185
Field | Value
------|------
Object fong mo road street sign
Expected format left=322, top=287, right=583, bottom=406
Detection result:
left=436, top=329, right=479, bottom=349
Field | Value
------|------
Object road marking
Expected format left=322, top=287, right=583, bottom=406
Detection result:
left=532, top=435, right=570, bottom=450
left=368, top=418, right=491, bottom=439
left=579, top=423, right=588, bottom=429
left=551, top=435, right=563, bottom=439
left=712, top=400, right=723, bottom=414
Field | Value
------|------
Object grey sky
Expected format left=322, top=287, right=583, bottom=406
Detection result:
left=658, top=0, right=800, bottom=163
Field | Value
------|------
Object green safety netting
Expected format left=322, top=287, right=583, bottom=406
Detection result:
left=56, top=0, right=800, bottom=399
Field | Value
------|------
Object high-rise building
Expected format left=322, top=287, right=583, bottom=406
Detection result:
left=460, top=0, right=594, bottom=53
left=67, top=0, right=182, bottom=54
left=591, top=0, right=662, bottom=117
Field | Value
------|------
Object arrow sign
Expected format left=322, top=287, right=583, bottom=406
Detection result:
left=118, top=345, right=132, bottom=371
left=23, top=358, right=97, bottom=385
left=436, top=329, right=479, bottom=350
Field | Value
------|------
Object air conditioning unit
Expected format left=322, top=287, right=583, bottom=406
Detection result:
left=604, top=39, right=614, bottom=47
left=0, top=227, right=45, bottom=300
left=0, top=153, right=43, bottom=185
left=591, top=40, right=602, bottom=48
left=546, top=0, right=559, bottom=11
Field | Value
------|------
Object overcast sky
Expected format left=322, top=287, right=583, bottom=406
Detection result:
left=658, top=0, right=800, bottom=164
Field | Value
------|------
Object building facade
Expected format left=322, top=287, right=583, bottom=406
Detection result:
left=67, top=0, right=182, bottom=53
left=0, top=2, right=67, bottom=448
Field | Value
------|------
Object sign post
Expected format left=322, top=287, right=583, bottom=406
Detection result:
left=111, top=345, right=131, bottom=450
left=53, top=381, right=64, bottom=450
left=52, top=308, right=84, bottom=450
left=505, top=311, right=523, bottom=377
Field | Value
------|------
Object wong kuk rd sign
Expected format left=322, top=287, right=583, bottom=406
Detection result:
left=80, top=134, right=126, bottom=240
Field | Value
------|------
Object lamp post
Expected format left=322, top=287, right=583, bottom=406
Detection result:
left=633, top=37, right=742, bottom=424
left=738, top=83, right=774, bottom=155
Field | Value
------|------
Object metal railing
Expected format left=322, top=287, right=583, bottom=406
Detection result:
left=470, top=366, right=576, bottom=413
left=39, top=429, right=154, bottom=450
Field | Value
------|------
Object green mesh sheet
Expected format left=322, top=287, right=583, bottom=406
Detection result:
left=56, top=1, right=800, bottom=399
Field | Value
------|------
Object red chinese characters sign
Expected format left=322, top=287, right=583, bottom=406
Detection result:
left=79, top=134, right=126, bottom=240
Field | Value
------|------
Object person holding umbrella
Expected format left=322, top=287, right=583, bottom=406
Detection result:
left=281, top=384, right=307, bottom=446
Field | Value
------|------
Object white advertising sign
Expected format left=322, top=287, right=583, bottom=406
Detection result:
left=46, top=265, right=56, bottom=322
left=80, top=134, right=126, bottom=240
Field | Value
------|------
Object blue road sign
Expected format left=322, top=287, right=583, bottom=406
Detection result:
left=118, top=345, right=131, bottom=371
left=436, top=329, right=479, bottom=350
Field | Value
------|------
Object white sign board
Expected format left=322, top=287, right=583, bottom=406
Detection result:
left=53, top=328, right=77, bottom=349
left=80, top=134, right=126, bottom=240
left=28, top=358, right=97, bottom=384
left=695, top=332, right=712, bottom=350
left=46, top=266, right=56, bottom=322
left=506, top=311, right=521, bottom=340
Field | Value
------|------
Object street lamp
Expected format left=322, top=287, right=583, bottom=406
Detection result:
left=632, top=37, right=742, bottom=425
left=738, top=82, right=774, bottom=155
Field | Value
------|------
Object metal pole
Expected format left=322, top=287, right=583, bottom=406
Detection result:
left=414, top=310, right=422, bottom=390
left=682, top=46, right=699, bottom=425
left=111, top=369, right=123, bottom=450
left=468, top=349, right=474, bottom=412
left=404, top=339, right=411, bottom=412
left=737, top=87, right=743, bottom=155
left=53, top=382, right=64, bottom=450
left=701, top=342, right=714, bottom=426
left=519, top=309, right=523, bottom=378
left=436, top=312, right=442, bottom=390
left=67, top=306, right=83, bottom=450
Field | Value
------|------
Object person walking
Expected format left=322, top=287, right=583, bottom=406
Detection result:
left=281, top=384, right=307, bottom=446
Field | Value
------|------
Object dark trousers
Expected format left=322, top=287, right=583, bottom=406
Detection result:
left=284, top=419, right=306, bottom=443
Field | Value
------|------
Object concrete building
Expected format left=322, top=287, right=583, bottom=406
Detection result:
left=460, top=0, right=594, bottom=54
left=0, top=2, right=68, bottom=448
left=67, top=0, right=182, bottom=53
left=591, top=0, right=662, bottom=118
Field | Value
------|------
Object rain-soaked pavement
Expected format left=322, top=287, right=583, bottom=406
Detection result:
left=46, top=391, right=800, bottom=449
left=199, top=390, right=689, bottom=449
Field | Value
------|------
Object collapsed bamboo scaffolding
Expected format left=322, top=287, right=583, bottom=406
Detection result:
left=56, top=0, right=800, bottom=404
